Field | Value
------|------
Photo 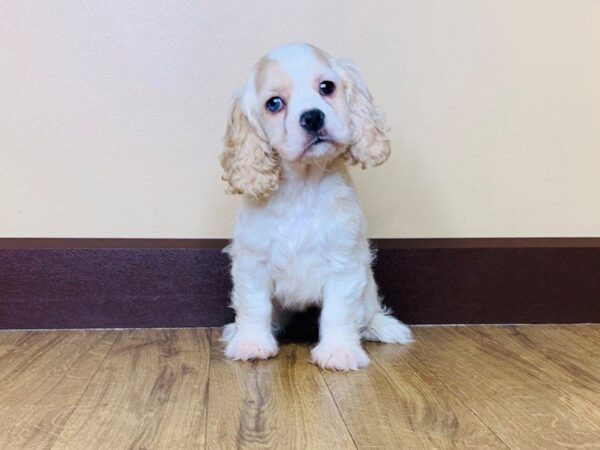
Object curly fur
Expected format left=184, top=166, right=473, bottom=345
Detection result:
left=220, top=96, right=281, bottom=199
left=335, top=59, right=391, bottom=168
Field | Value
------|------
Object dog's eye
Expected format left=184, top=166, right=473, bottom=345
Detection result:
left=319, top=80, right=335, bottom=96
left=265, top=97, right=284, bottom=113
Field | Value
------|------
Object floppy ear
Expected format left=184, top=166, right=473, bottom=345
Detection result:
left=336, top=59, right=391, bottom=168
left=220, top=95, right=281, bottom=199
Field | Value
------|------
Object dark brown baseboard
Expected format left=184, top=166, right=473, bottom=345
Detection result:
left=0, top=238, right=598, bottom=329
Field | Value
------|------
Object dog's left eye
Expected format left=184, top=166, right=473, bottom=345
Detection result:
left=265, top=97, right=284, bottom=113
left=319, top=80, right=335, bottom=96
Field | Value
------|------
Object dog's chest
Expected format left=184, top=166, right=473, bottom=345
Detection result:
left=266, top=182, right=363, bottom=304
left=268, top=206, right=336, bottom=304
left=233, top=170, right=368, bottom=305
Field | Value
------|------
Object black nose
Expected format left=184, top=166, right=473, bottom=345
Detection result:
left=299, top=109, right=325, bottom=132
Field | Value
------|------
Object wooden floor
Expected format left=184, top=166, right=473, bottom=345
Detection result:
left=0, top=326, right=599, bottom=449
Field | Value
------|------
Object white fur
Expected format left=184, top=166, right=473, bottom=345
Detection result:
left=221, top=44, right=412, bottom=371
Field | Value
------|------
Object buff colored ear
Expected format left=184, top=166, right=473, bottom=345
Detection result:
left=220, top=96, right=281, bottom=199
left=336, top=59, right=391, bottom=168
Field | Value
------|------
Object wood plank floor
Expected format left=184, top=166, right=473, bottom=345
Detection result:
left=0, top=325, right=598, bottom=449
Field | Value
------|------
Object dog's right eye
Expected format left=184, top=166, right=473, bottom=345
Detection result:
left=265, top=97, right=284, bottom=113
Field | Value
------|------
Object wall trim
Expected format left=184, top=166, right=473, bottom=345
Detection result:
left=1, top=237, right=600, bottom=249
left=1, top=238, right=598, bottom=329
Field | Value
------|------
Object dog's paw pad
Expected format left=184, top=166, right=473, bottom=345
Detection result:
left=311, top=342, right=370, bottom=371
left=224, top=334, right=279, bottom=361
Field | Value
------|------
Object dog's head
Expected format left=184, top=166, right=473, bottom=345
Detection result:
left=221, top=43, right=390, bottom=199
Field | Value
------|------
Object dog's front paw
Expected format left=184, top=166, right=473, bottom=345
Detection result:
left=224, top=332, right=279, bottom=361
left=311, top=341, right=370, bottom=371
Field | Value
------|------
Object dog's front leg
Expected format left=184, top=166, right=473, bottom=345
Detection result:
left=223, top=253, right=278, bottom=361
left=311, top=272, right=370, bottom=371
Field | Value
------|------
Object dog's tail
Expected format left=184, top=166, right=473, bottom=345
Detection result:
left=361, top=307, right=414, bottom=344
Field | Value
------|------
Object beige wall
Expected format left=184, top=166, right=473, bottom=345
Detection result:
left=1, top=1, right=599, bottom=238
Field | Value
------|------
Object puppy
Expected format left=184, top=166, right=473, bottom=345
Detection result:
left=220, top=43, right=412, bottom=371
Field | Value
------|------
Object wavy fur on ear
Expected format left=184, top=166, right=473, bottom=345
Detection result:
left=336, top=59, right=391, bottom=168
left=220, top=96, right=281, bottom=199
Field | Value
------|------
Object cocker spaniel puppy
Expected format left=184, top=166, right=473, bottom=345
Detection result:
left=220, top=43, right=412, bottom=371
